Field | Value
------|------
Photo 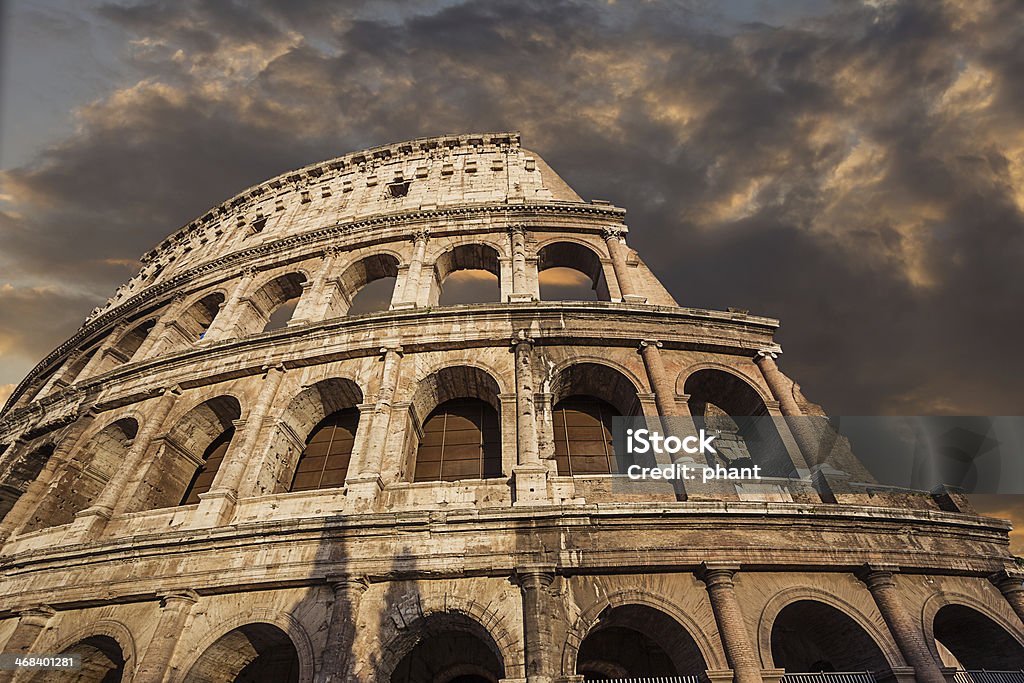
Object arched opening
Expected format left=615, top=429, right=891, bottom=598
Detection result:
left=550, top=363, right=641, bottom=476
left=389, top=613, right=505, bottom=683
left=933, top=603, right=1024, bottom=669
left=684, top=369, right=794, bottom=477
left=185, top=623, right=299, bottom=683
left=538, top=242, right=609, bottom=301
left=340, top=253, right=400, bottom=316
left=575, top=604, right=707, bottom=679
left=250, top=272, right=307, bottom=333
left=183, top=293, right=225, bottom=343
left=433, top=244, right=501, bottom=306
left=134, top=395, right=241, bottom=511
left=414, top=399, right=501, bottom=482
left=26, top=635, right=126, bottom=682
left=291, top=408, right=358, bottom=491
left=771, top=600, right=894, bottom=675
left=0, top=443, right=55, bottom=525
left=113, top=319, right=156, bottom=362
left=58, top=348, right=98, bottom=387
left=276, top=378, right=364, bottom=494
left=21, top=418, right=138, bottom=533
left=410, top=366, right=504, bottom=483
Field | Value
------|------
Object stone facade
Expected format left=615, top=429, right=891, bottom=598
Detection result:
left=0, top=132, right=1021, bottom=682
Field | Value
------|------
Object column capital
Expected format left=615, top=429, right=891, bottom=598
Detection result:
left=240, top=265, right=258, bottom=278
left=511, top=329, right=535, bottom=348
left=602, top=224, right=627, bottom=241
left=507, top=222, right=528, bottom=237
left=755, top=347, right=782, bottom=362
left=379, top=344, right=404, bottom=358
left=515, top=566, right=556, bottom=589
left=990, top=570, right=1024, bottom=594
left=857, top=564, right=899, bottom=589
left=697, top=562, right=741, bottom=586
left=159, top=589, right=200, bottom=609
left=17, top=605, right=56, bottom=621
left=326, top=575, right=370, bottom=594
left=322, top=245, right=341, bottom=259
left=261, top=363, right=287, bottom=375
left=159, top=384, right=183, bottom=398
left=638, top=339, right=663, bottom=350
left=410, top=228, right=430, bottom=243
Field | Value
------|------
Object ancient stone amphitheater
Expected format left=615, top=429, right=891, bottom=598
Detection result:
left=0, top=132, right=1021, bottom=683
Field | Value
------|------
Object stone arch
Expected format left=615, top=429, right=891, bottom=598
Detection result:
left=548, top=360, right=644, bottom=417
left=177, top=291, right=227, bottom=345
left=37, top=619, right=138, bottom=681
left=244, top=271, right=309, bottom=333
left=922, top=590, right=1024, bottom=668
left=175, top=610, right=314, bottom=683
left=337, top=252, right=401, bottom=316
left=682, top=366, right=793, bottom=477
left=536, top=239, right=610, bottom=301
left=111, top=317, right=159, bottom=362
left=274, top=377, right=366, bottom=493
left=0, top=442, right=56, bottom=525
left=374, top=595, right=518, bottom=683
left=21, top=416, right=140, bottom=533
left=407, top=364, right=505, bottom=483
left=430, top=243, right=502, bottom=306
left=562, top=589, right=724, bottom=676
left=758, top=586, right=904, bottom=672
left=676, top=361, right=773, bottom=405
left=132, top=394, right=242, bottom=511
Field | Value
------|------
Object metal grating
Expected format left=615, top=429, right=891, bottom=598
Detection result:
left=954, top=671, right=1024, bottom=683
left=782, top=674, right=877, bottom=683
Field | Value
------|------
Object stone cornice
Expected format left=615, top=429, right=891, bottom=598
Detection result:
left=2, top=201, right=627, bottom=415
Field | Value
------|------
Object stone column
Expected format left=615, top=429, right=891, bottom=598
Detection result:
left=145, top=293, right=190, bottom=356
left=698, top=564, right=762, bottom=683
left=290, top=248, right=341, bottom=324
left=512, top=331, right=546, bottom=505
left=753, top=349, right=824, bottom=471
left=133, top=590, right=199, bottom=683
left=194, top=366, right=286, bottom=526
left=77, top=322, right=130, bottom=378
left=0, top=606, right=54, bottom=660
left=348, top=346, right=403, bottom=500
left=69, top=387, right=180, bottom=540
left=518, top=567, right=555, bottom=682
left=638, top=340, right=678, bottom=416
left=603, top=226, right=644, bottom=303
left=0, top=411, right=97, bottom=543
left=508, top=224, right=533, bottom=302
left=316, top=578, right=369, bottom=683
left=394, top=230, right=429, bottom=309
left=991, top=571, right=1024, bottom=625
left=859, top=568, right=946, bottom=683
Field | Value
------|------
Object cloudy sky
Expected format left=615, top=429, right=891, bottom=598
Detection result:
left=1, top=1, right=1022, bottom=542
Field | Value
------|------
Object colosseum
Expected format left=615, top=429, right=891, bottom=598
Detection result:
left=0, top=132, right=1021, bottom=683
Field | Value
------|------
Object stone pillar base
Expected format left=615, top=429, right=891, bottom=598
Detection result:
left=189, top=489, right=237, bottom=529
left=508, top=292, right=534, bottom=303
left=622, top=294, right=648, bottom=304
left=761, top=668, right=787, bottom=683
left=512, top=466, right=549, bottom=506
left=389, top=301, right=417, bottom=310
left=346, top=475, right=384, bottom=508
left=706, top=669, right=735, bottom=683
left=65, top=505, right=112, bottom=542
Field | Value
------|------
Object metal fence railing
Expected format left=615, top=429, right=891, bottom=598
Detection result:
left=954, top=671, right=1024, bottom=683
left=782, top=673, right=876, bottom=683
left=583, top=677, right=701, bottom=683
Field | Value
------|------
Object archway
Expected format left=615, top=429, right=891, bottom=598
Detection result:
left=684, top=368, right=793, bottom=477
left=22, top=418, right=138, bottom=533
left=185, top=623, right=300, bottom=683
left=770, top=599, right=894, bottom=675
left=183, top=293, right=225, bottom=343
left=340, top=253, right=400, bottom=316
left=537, top=242, right=609, bottom=301
left=389, top=613, right=506, bottom=683
left=0, top=442, right=55, bottom=525
left=26, top=634, right=126, bottom=682
left=933, top=603, right=1024, bottom=669
left=133, top=395, right=241, bottom=511
left=432, top=244, right=501, bottom=306
left=575, top=604, right=707, bottom=678
left=250, top=272, right=308, bottom=333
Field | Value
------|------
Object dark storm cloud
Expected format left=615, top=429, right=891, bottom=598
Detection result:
left=1, top=0, right=1022, bottom=416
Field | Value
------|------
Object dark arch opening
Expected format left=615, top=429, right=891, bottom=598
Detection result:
left=390, top=613, right=505, bottom=683
left=684, top=369, right=794, bottom=477
left=538, top=242, right=609, bottom=301
left=771, top=600, right=894, bottom=675
left=185, top=293, right=226, bottom=343
left=0, top=443, right=55, bottom=525
left=576, top=604, right=707, bottom=679
left=26, top=635, right=125, bottom=682
left=341, top=253, right=400, bottom=316
left=934, top=603, right=1024, bottom=669
left=255, top=272, right=307, bottom=332
left=291, top=408, right=359, bottom=491
left=184, top=623, right=299, bottom=683
left=552, top=396, right=619, bottom=476
left=114, top=319, right=157, bottom=362
left=433, top=244, right=501, bottom=306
